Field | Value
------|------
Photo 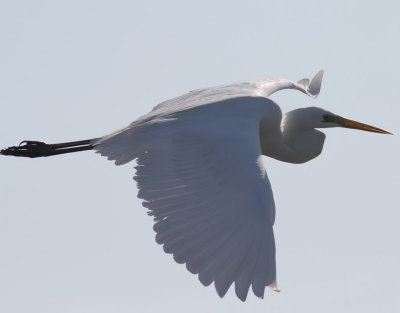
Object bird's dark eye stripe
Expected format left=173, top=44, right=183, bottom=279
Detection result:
left=322, top=114, right=330, bottom=120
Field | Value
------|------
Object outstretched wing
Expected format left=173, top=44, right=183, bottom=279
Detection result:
left=130, top=70, right=324, bottom=124
left=95, top=70, right=324, bottom=146
left=95, top=113, right=278, bottom=301
left=94, top=71, right=325, bottom=299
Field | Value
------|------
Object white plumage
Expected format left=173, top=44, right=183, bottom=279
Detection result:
left=89, top=70, right=389, bottom=301
left=1, top=71, right=390, bottom=301
left=93, top=71, right=324, bottom=300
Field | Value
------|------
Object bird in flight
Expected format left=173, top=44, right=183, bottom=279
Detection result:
left=1, top=70, right=391, bottom=301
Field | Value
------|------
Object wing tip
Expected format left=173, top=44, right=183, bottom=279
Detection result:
left=308, top=69, right=324, bottom=98
left=298, top=69, right=324, bottom=98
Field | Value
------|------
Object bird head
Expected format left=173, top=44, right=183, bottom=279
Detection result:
left=285, top=107, right=392, bottom=134
left=318, top=110, right=391, bottom=134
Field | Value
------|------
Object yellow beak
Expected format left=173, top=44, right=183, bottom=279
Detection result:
left=336, top=116, right=392, bottom=134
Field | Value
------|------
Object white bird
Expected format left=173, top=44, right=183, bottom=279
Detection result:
left=1, top=70, right=391, bottom=301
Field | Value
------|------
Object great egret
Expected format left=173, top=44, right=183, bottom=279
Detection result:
left=1, top=70, right=391, bottom=301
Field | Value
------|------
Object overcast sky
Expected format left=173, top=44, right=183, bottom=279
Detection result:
left=0, top=1, right=399, bottom=312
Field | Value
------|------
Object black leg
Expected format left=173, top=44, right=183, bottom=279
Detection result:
left=1, top=139, right=94, bottom=158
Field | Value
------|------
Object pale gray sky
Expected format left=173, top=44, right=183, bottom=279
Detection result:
left=0, top=1, right=399, bottom=312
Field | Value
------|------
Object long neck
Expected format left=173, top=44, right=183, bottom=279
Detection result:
left=260, top=120, right=326, bottom=164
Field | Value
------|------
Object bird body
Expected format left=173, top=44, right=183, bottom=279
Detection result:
left=94, top=70, right=325, bottom=164
left=89, top=76, right=330, bottom=300
left=1, top=70, right=391, bottom=301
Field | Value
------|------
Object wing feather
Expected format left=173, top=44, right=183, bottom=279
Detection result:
left=91, top=72, right=327, bottom=299
left=92, top=71, right=324, bottom=149
left=92, top=73, right=325, bottom=299
left=94, top=96, right=289, bottom=300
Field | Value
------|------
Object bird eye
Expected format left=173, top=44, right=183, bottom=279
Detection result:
left=322, top=114, right=330, bottom=121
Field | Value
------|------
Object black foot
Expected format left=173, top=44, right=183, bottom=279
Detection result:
left=1, top=141, right=56, bottom=158
left=1, top=139, right=94, bottom=158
